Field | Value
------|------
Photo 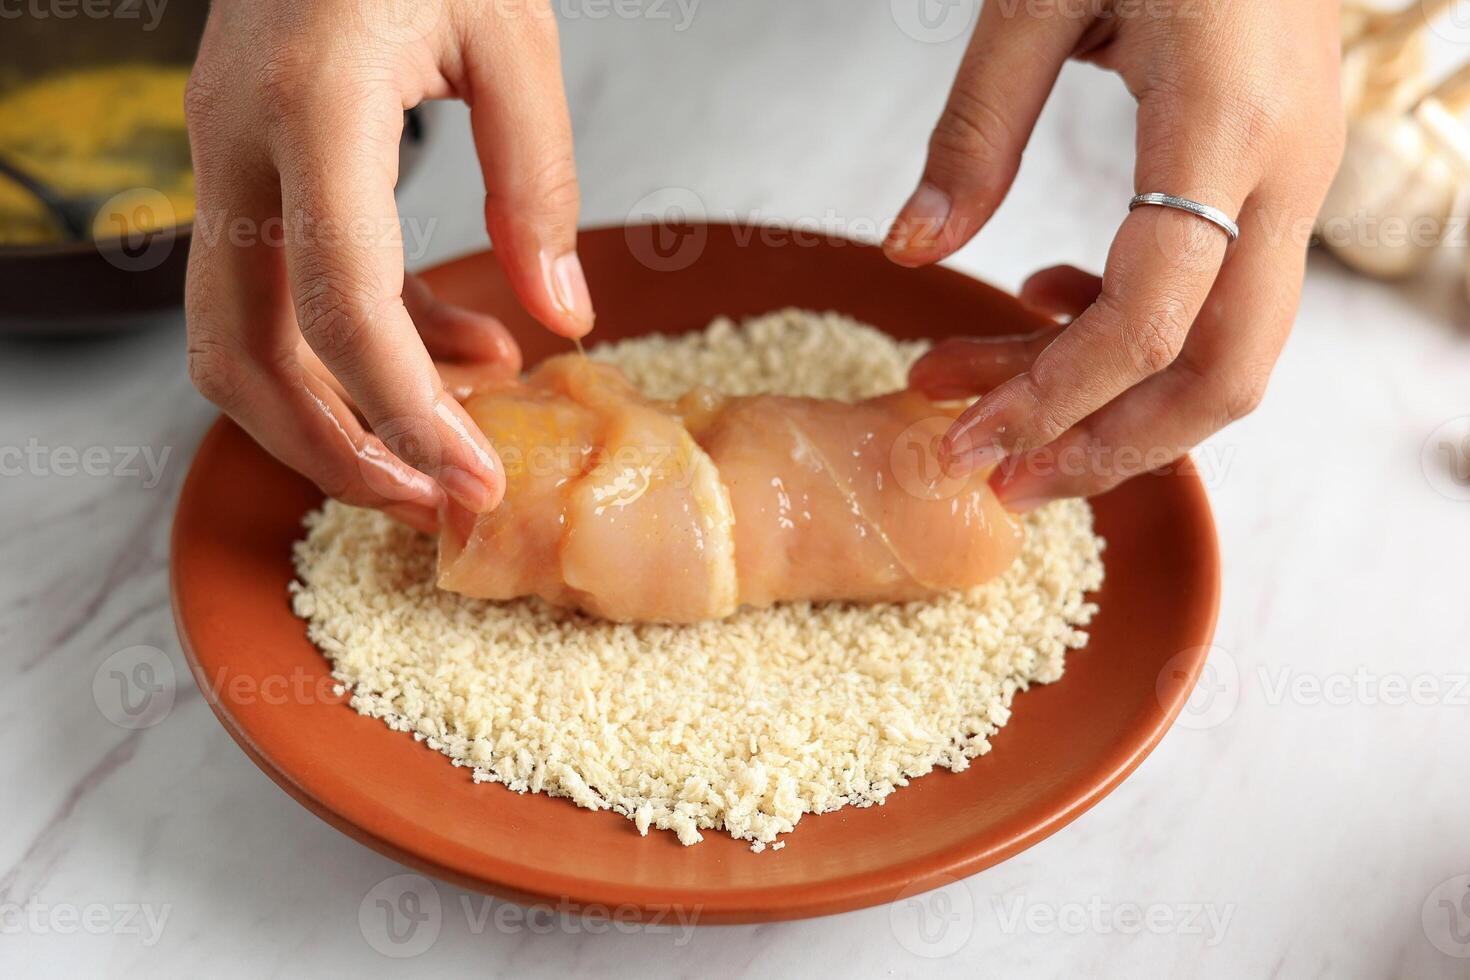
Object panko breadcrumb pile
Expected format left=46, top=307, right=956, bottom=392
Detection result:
left=290, top=309, right=1106, bottom=851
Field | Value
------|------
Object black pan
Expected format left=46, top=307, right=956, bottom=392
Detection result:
left=0, top=3, right=426, bottom=336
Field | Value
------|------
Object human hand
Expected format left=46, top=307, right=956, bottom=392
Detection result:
left=184, top=0, right=593, bottom=532
left=887, top=0, right=1346, bottom=509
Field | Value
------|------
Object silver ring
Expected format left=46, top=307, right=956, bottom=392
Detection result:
left=1129, top=193, right=1239, bottom=242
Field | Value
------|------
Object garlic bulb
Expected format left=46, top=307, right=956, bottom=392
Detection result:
left=1319, top=62, right=1470, bottom=280
left=1339, top=0, right=1380, bottom=46
left=1320, top=115, right=1458, bottom=277
left=1340, top=0, right=1453, bottom=120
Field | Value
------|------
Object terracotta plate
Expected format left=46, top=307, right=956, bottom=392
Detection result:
left=171, top=224, right=1220, bottom=924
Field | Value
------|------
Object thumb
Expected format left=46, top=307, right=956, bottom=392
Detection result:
left=884, top=5, right=1082, bottom=267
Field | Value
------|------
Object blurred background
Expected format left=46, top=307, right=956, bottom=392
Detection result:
left=2, top=2, right=1469, bottom=978
left=3, top=0, right=1470, bottom=328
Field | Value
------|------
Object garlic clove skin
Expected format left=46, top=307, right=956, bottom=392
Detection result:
left=1415, top=96, right=1470, bottom=181
left=1337, top=0, right=1460, bottom=120
left=1339, top=0, right=1379, bottom=47
left=1318, top=113, right=1460, bottom=280
left=1341, top=34, right=1430, bottom=119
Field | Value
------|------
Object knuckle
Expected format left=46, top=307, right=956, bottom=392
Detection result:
left=1232, top=85, right=1290, bottom=151
left=531, top=162, right=582, bottom=217
left=1086, top=288, right=1187, bottom=379
left=253, top=49, right=317, bottom=127
left=187, top=333, right=248, bottom=408
left=1140, top=72, right=1288, bottom=176
left=1127, top=302, right=1188, bottom=377
left=930, top=85, right=1017, bottom=175
left=1134, top=67, right=1179, bottom=112
left=1222, top=374, right=1268, bottom=423
left=182, top=63, right=271, bottom=185
left=255, top=42, right=308, bottom=94
left=295, top=273, right=380, bottom=364
left=374, top=411, right=445, bottom=469
left=535, top=166, right=582, bottom=216
left=486, top=155, right=581, bottom=225
left=183, top=66, right=225, bottom=131
left=1013, top=374, right=1073, bottom=450
left=1086, top=286, right=1130, bottom=332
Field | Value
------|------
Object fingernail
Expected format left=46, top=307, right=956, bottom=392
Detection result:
left=433, top=397, right=503, bottom=474
left=543, top=250, right=595, bottom=336
left=938, top=449, right=974, bottom=480
left=961, top=444, right=1005, bottom=473
left=942, top=420, right=1004, bottom=472
left=438, top=465, right=495, bottom=513
left=494, top=331, right=522, bottom=370
left=940, top=437, right=999, bottom=473
left=885, top=182, right=952, bottom=260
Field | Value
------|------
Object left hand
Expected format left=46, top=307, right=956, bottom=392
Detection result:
left=885, top=0, right=1346, bottom=510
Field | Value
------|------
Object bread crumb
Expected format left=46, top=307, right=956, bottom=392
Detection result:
left=291, top=309, right=1105, bottom=849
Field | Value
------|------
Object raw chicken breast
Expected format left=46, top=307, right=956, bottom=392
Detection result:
left=692, top=390, right=1021, bottom=608
left=440, top=357, right=738, bottom=621
left=437, top=355, right=1023, bottom=623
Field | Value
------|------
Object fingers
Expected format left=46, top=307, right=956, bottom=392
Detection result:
left=1018, top=265, right=1103, bottom=321
left=402, top=272, right=522, bottom=371
left=908, top=330, right=1060, bottom=400
left=944, top=206, right=1236, bottom=467
left=883, top=3, right=1086, bottom=266
left=907, top=264, right=1093, bottom=400
left=991, top=193, right=1303, bottom=508
left=274, top=83, right=505, bottom=513
left=943, top=78, right=1265, bottom=468
left=184, top=2, right=529, bottom=529
left=435, top=361, right=523, bottom=402
left=459, top=6, right=593, bottom=338
left=884, top=1, right=1336, bottom=506
left=278, top=364, right=448, bottom=533
left=184, top=178, right=445, bottom=530
left=298, top=274, right=523, bottom=405
left=188, top=289, right=444, bottom=532
left=186, top=46, right=445, bottom=533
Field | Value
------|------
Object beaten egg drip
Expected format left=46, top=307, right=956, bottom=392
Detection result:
left=0, top=65, right=194, bottom=245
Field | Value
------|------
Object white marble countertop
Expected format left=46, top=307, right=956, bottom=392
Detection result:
left=4, top=4, right=1470, bottom=977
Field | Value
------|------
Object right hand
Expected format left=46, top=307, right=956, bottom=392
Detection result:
left=184, top=0, right=594, bottom=533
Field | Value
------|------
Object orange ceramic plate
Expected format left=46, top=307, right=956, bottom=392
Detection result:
left=170, top=224, right=1220, bottom=924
